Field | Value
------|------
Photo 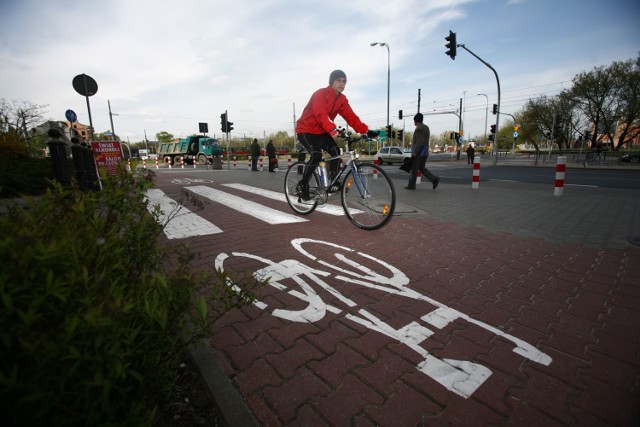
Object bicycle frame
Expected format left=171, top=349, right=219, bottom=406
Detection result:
left=314, top=146, right=369, bottom=202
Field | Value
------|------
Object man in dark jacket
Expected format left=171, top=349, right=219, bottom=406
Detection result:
left=266, top=140, right=277, bottom=172
left=405, top=113, right=440, bottom=190
left=250, top=138, right=260, bottom=171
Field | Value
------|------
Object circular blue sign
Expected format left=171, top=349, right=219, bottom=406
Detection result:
left=65, top=109, right=77, bottom=122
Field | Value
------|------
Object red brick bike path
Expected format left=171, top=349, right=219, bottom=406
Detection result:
left=173, top=197, right=640, bottom=426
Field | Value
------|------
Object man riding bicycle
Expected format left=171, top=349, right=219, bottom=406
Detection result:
left=296, top=69, right=378, bottom=201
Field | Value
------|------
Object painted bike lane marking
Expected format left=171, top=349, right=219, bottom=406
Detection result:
left=145, top=188, right=222, bottom=239
left=214, top=238, right=552, bottom=399
left=187, top=185, right=307, bottom=225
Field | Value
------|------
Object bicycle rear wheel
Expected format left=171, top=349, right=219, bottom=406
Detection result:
left=284, top=161, right=320, bottom=214
left=341, top=163, right=395, bottom=230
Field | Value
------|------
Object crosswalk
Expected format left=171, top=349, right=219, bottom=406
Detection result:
left=145, top=183, right=347, bottom=239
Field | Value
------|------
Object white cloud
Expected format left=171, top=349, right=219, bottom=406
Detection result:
left=1, top=0, right=638, bottom=141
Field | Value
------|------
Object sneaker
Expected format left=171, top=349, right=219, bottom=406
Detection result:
left=404, top=186, right=415, bottom=190
left=432, top=177, right=440, bottom=190
left=296, top=183, right=312, bottom=201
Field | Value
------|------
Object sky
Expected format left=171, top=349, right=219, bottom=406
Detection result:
left=1, top=0, right=639, bottom=144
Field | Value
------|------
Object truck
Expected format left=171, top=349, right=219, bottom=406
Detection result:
left=157, top=135, right=223, bottom=165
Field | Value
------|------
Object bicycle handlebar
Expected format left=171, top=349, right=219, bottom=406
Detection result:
left=337, top=127, right=379, bottom=151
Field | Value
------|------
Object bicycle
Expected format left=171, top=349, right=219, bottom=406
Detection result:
left=284, top=129, right=396, bottom=230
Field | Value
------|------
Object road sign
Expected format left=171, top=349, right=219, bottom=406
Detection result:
left=72, top=74, right=98, bottom=97
left=513, top=131, right=519, bottom=138
left=65, top=109, right=77, bottom=123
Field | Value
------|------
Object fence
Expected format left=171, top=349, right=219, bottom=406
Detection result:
left=488, top=150, right=640, bottom=168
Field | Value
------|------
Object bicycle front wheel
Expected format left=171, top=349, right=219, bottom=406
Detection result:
left=341, top=163, right=395, bottom=230
left=284, top=161, right=319, bottom=215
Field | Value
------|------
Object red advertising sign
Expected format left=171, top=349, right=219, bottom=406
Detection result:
left=91, top=141, right=124, bottom=176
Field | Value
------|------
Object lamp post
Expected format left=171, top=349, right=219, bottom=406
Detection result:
left=477, top=93, right=488, bottom=143
left=370, top=42, right=390, bottom=145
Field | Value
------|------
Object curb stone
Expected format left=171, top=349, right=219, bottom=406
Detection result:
left=188, top=342, right=259, bottom=427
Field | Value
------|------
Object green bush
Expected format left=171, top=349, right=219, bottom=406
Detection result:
left=0, top=157, right=55, bottom=198
left=0, top=165, right=262, bottom=426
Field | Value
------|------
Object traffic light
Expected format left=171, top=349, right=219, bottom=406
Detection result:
left=392, top=130, right=396, bottom=139
left=489, top=124, right=496, bottom=142
left=227, top=121, right=234, bottom=133
left=398, top=110, right=403, bottom=120
left=445, top=30, right=457, bottom=60
left=220, top=113, right=227, bottom=132
left=397, top=129, right=403, bottom=141
left=386, top=125, right=392, bottom=140
left=492, top=104, right=498, bottom=115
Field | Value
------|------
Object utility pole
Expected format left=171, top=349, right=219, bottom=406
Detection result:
left=456, top=43, right=501, bottom=165
left=417, top=89, right=421, bottom=113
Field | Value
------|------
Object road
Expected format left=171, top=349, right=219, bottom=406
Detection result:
left=380, top=161, right=640, bottom=190
left=146, top=165, right=640, bottom=426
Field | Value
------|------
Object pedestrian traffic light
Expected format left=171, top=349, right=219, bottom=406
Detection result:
left=220, top=113, right=227, bottom=132
left=398, top=129, right=403, bottom=141
left=398, top=110, right=403, bottom=120
left=445, top=30, right=457, bottom=60
left=489, top=124, right=496, bottom=142
left=492, top=104, right=498, bottom=115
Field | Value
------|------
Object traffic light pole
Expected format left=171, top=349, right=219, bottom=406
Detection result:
left=457, top=44, right=501, bottom=165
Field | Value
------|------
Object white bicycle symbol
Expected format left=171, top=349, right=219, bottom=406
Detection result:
left=215, top=238, right=551, bottom=399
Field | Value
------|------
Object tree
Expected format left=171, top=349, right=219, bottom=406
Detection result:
left=156, top=131, right=174, bottom=143
left=569, top=63, right=618, bottom=149
left=0, top=98, right=48, bottom=157
left=608, top=56, right=640, bottom=149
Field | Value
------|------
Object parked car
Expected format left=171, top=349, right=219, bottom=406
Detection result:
left=376, top=146, right=412, bottom=165
left=619, top=152, right=640, bottom=163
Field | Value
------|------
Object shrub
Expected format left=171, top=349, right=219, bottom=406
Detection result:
left=0, top=164, right=263, bottom=426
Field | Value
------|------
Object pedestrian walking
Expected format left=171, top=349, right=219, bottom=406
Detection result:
left=466, top=142, right=475, bottom=164
left=405, top=113, right=440, bottom=190
left=250, top=138, right=260, bottom=171
left=266, top=140, right=277, bottom=172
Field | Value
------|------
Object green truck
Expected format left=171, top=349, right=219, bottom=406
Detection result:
left=158, top=135, right=223, bottom=165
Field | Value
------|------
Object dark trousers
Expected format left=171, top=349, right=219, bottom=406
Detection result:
left=251, top=155, right=259, bottom=170
left=407, top=155, right=438, bottom=187
left=297, top=133, right=340, bottom=186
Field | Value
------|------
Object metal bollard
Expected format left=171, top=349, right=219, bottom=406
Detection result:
left=46, top=128, right=72, bottom=187
left=70, top=137, right=89, bottom=190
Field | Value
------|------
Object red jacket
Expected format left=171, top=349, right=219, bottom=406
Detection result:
left=296, top=86, right=368, bottom=136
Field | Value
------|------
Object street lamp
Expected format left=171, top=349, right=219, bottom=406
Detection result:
left=477, top=93, right=488, bottom=143
left=370, top=42, right=390, bottom=145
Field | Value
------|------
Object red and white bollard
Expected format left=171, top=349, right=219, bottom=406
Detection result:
left=233, top=156, right=237, bottom=168
left=417, top=170, right=422, bottom=185
left=142, top=158, right=147, bottom=169
left=554, top=156, right=567, bottom=196
left=259, top=157, right=264, bottom=171
left=180, top=157, right=185, bottom=169
left=193, top=155, right=197, bottom=168
left=168, top=157, right=172, bottom=169
left=155, top=158, right=159, bottom=169
left=248, top=158, right=251, bottom=170
left=288, top=154, right=292, bottom=169
left=472, top=156, right=480, bottom=189
left=127, top=158, right=131, bottom=170
left=373, top=158, right=378, bottom=179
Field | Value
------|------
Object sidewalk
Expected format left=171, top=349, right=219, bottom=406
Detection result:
left=156, top=168, right=640, bottom=426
